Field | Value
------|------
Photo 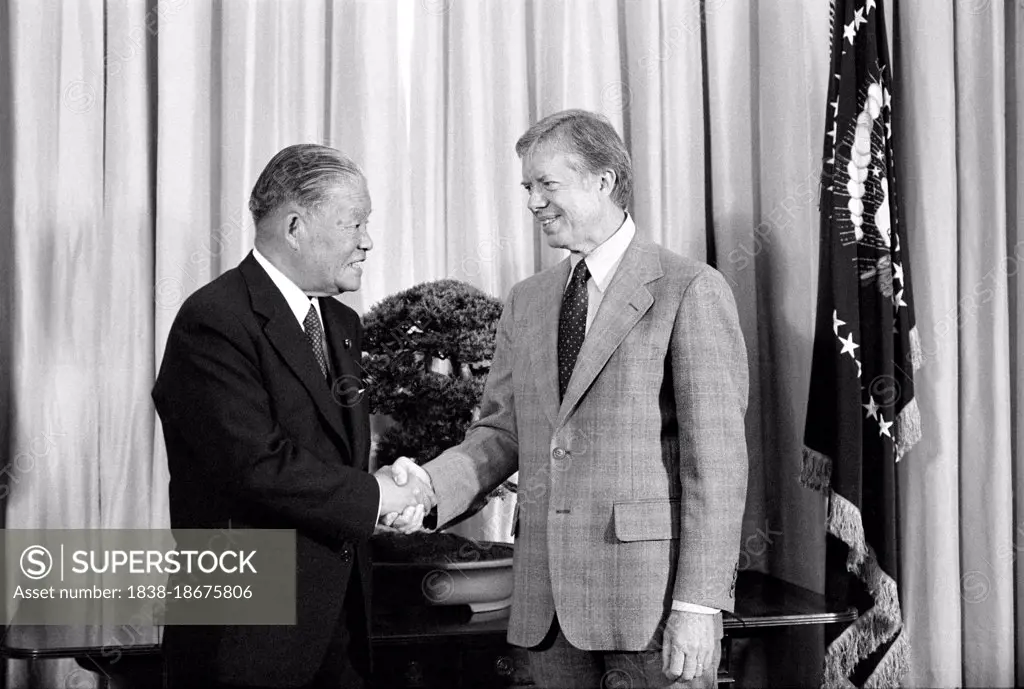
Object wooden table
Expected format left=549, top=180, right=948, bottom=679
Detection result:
left=1, top=571, right=855, bottom=688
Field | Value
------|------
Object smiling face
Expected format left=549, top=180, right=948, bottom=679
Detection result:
left=297, top=178, right=373, bottom=295
left=521, top=143, right=609, bottom=253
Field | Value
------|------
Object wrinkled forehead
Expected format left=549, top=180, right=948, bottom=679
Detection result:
left=324, top=177, right=372, bottom=215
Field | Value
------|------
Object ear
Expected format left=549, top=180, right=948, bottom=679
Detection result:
left=597, top=168, right=618, bottom=198
left=284, top=211, right=304, bottom=251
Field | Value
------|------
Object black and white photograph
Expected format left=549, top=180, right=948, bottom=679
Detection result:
left=0, top=1, right=1021, bottom=687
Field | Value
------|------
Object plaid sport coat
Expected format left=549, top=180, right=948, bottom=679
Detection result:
left=425, top=235, right=749, bottom=651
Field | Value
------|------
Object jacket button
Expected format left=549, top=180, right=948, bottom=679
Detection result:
left=341, top=545, right=353, bottom=563
left=552, top=447, right=566, bottom=459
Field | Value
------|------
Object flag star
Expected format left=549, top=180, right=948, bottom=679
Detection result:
left=828, top=121, right=838, bottom=142
left=886, top=122, right=892, bottom=139
left=867, top=0, right=877, bottom=11
left=844, top=22, right=857, bottom=45
left=831, top=99, right=840, bottom=117
left=863, top=396, right=880, bottom=420
left=878, top=416, right=893, bottom=438
left=839, top=332, right=860, bottom=358
left=832, top=310, right=846, bottom=336
left=853, top=8, right=866, bottom=28
left=893, top=262, right=904, bottom=283
left=856, top=360, right=863, bottom=378
left=884, top=87, right=891, bottom=109
left=895, top=289, right=907, bottom=307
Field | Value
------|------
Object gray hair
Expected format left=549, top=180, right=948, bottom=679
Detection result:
left=249, top=144, right=364, bottom=224
left=515, top=109, right=633, bottom=209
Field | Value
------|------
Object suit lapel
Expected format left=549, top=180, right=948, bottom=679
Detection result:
left=239, top=254, right=353, bottom=459
left=527, top=260, right=571, bottom=428
left=556, top=238, right=662, bottom=427
left=321, top=302, right=370, bottom=470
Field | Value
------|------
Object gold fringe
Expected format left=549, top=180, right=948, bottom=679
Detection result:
left=907, top=326, right=923, bottom=371
left=801, top=446, right=833, bottom=492
left=864, top=628, right=911, bottom=689
left=894, top=397, right=921, bottom=462
left=821, top=491, right=909, bottom=689
left=828, top=492, right=868, bottom=570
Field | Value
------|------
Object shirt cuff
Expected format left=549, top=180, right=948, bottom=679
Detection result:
left=672, top=600, right=719, bottom=614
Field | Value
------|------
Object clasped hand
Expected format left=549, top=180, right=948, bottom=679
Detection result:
left=373, top=457, right=435, bottom=534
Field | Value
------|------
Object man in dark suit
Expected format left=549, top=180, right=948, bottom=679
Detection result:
left=153, top=144, right=431, bottom=689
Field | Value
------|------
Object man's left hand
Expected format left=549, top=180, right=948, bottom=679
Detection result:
left=662, top=610, right=716, bottom=683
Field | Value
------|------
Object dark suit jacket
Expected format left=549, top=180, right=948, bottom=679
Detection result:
left=152, top=252, right=379, bottom=687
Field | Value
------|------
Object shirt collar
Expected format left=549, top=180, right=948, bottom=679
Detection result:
left=569, top=213, right=636, bottom=292
left=252, top=247, right=322, bottom=327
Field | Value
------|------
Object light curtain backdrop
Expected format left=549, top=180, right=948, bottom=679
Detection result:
left=895, top=1, right=1023, bottom=687
left=0, top=0, right=1020, bottom=687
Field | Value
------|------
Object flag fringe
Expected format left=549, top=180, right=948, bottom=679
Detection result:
left=908, top=326, right=923, bottom=371
left=828, top=490, right=867, bottom=569
left=800, top=446, right=833, bottom=492
left=821, top=491, right=908, bottom=689
left=864, top=628, right=911, bottom=689
left=894, top=396, right=921, bottom=461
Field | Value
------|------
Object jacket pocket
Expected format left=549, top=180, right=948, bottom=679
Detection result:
left=613, top=499, right=680, bottom=542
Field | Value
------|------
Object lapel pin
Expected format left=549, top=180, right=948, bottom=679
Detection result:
left=343, top=338, right=352, bottom=349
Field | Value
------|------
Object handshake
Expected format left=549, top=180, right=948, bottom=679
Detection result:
left=373, top=457, right=436, bottom=534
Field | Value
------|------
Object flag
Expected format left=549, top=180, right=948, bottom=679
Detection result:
left=801, top=0, right=921, bottom=686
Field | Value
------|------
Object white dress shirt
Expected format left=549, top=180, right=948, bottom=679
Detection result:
left=252, top=248, right=383, bottom=519
left=570, top=216, right=718, bottom=617
left=567, top=213, right=636, bottom=333
left=253, top=247, right=327, bottom=362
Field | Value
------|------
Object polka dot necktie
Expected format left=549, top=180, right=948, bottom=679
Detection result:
left=303, top=303, right=329, bottom=380
left=558, top=259, right=590, bottom=401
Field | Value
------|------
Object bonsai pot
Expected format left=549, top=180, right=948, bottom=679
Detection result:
left=370, top=532, right=514, bottom=613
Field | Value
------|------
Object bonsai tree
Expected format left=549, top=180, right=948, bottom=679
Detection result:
left=361, top=279, right=516, bottom=501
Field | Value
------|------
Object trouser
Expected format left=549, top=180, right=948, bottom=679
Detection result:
left=528, top=615, right=722, bottom=689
